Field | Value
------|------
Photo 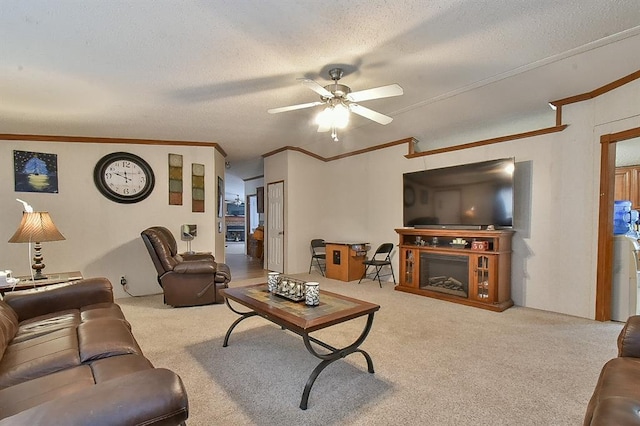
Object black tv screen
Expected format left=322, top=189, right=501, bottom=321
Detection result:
left=403, top=158, right=514, bottom=229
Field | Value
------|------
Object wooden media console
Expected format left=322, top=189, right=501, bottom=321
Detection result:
left=395, top=228, right=514, bottom=312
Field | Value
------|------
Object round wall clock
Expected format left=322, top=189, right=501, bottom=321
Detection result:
left=93, top=152, right=155, bottom=204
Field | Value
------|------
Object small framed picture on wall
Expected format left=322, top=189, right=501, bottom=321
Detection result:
left=217, top=176, right=224, bottom=218
left=14, top=150, right=59, bottom=193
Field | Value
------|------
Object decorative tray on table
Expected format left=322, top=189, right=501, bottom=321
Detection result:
left=273, top=290, right=305, bottom=303
left=271, top=276, right=307, bottom=302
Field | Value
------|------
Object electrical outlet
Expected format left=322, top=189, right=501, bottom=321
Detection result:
left=120, top=276, right=127, bottom=286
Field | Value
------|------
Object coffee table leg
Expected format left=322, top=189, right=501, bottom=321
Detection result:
left=299, top=312, right=376, bottom=410
left=222, top=298, right=259, bottom=347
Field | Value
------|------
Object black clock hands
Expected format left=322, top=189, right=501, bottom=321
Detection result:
left=112, top=171, right=131, bottom=182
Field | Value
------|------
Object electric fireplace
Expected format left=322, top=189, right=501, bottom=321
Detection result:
left=419, top=253, right=469, bottom=298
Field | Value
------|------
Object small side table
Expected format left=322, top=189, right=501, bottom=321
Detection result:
left=325, top=242, right=370, bottom=282
left=0, top=271, right=83, bottom=294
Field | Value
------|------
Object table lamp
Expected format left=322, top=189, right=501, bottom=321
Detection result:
left=8, top=204, right=65, bottom=280
left=181, top=224, right=197, bottom=255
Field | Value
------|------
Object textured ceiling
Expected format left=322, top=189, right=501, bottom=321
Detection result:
left=1, top=1, right=640, bottom=179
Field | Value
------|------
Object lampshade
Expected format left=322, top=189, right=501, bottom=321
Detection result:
left=8, top=212, right=65, bottom=243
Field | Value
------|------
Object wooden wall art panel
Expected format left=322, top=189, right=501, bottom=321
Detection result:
left=192, top=163, right=205, bottom=212
left=168, top=153, right=183, bottom=205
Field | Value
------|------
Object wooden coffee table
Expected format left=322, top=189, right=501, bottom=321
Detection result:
left=220, top=283, right=380, bottom=410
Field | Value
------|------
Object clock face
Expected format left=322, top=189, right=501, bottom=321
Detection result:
left=94, top=152, right=155, bottom=203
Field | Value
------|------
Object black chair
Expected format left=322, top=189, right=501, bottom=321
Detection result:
left=359, top=243, right=396, bottom=287
left=308, top=239, right=326, bottom=276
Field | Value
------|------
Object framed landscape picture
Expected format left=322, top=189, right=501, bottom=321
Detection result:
left=13, top=150, right=59, bottom=193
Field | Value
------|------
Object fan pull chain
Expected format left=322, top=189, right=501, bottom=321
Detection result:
left=331, top=127, right=339, bottom=142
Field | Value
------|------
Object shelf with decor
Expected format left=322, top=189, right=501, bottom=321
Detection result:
left=395, top=228, right=514, bottom=312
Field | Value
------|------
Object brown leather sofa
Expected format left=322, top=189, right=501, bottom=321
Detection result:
left=584, top=315, right=640, bottom=425
left=0, top=277, right=188, bottom=425
left=141, top=226, right=231, bottom=307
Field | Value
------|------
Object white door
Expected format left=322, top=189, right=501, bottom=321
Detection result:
left=267, top=181, right=284, bottom=273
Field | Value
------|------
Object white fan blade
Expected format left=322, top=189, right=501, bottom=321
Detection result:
left=347, top=83, right=403, bottom=102
left=298, top=78, right=334, bottom=98
left=349, top=104, right=393, bottom=125
left=268, top=101, right=323, bottom=114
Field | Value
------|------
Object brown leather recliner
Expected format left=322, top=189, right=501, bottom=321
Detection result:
left=140, top=226, right=231, bottom=307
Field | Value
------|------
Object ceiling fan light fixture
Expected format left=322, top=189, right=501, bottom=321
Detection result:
left=315, top=106, right=333, bottom=127
left=315, top=103, right=350, bottom=130
left=333, top=103, right=350, bottom=129
left=271, top=66, right=403, bottom=142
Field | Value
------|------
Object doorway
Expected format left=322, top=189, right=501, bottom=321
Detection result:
left=596, top=127, right=640, bottom=321
left=267, top=181, right=285, bottom=273
left=224, top=192, right=267, bottom=281
left=245, top=194, right=259, bottom=254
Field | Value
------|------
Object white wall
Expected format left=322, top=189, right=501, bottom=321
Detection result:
left=1, top=140, right=225, bottom=298
left=265, top=77, right=640, bottom=319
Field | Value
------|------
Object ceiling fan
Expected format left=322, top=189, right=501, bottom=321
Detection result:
left=268, top=68, right=403, bottom=141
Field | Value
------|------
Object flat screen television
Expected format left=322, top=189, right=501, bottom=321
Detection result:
left=403, top=158, right=514, bottom=229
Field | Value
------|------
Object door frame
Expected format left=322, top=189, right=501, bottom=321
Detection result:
left=596, top=126, right=640, bottom=321
left=245, top=194, right=254, bottom=255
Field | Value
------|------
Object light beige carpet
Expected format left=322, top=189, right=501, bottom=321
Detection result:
left=117, top=274, right=623, bottom=426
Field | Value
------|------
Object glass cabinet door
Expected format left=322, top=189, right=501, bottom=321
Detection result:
left=402, top=248, right=417, bottom=288
left=472, top=254, right=492, bottom=302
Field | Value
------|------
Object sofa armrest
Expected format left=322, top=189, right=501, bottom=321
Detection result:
left=3, top=277, right=114, bottom=322
left=173, top=259, right=217, bottom=274
left=215, top=262, right=231, bottom=283
left=617, top=315, right=640, bottom=358
left=182, top=252, right=215, bottom=262
left=0, top=368, right=188, bottom=426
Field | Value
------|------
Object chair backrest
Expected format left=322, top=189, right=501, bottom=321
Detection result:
left=310, top=239, right=325, bottom=255
left=154, top=226, right=179, bottom=256
left=140, top=227, right=180, bottom=275
left=372, top=243, right=394, bottom=261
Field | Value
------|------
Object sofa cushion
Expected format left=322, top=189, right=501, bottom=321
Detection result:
left=81, top=302, right=130, bottom=328
left=0, top=365, right=94, bottom=420
left=4, top=278, right=114, bottom=322
left=0, top=368, right=188, bottom=426
left=78, top=318, right=142, bottom=362
left=11, top=303, right=130, bottom=346
left=0, top=354, right=156, bottom=421
left=90, top=353, right=154, bottom=383
left=0, top=327, right=80, bottom=388
left=12, top=311, right=80, bottom=344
